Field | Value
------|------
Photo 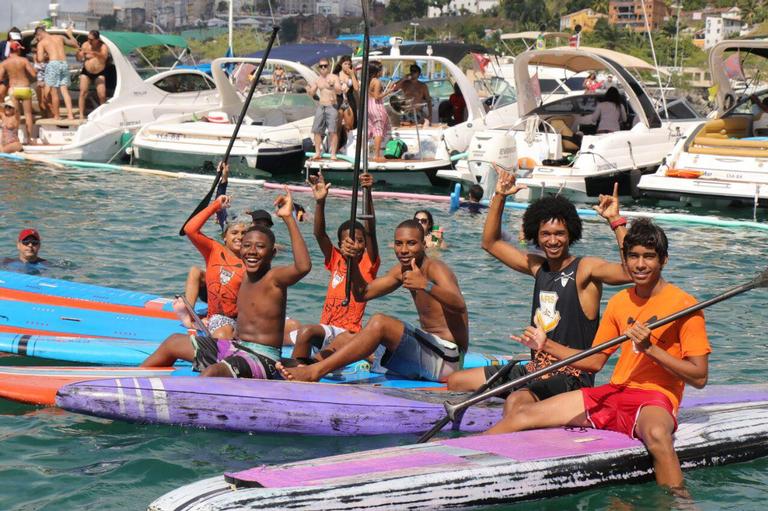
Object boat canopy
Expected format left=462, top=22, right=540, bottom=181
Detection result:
left=534, top=46, right=657, bottom=72
left=709, top=40, right=768, bottom=116
left=100, top=31, right=189, bottom=53
left=247, top=43, right=353, bottom=66
left=500, top=31, right=570, bottom=41
left=376, top=43, right=491, bottom=64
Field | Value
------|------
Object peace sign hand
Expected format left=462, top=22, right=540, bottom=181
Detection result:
left=594, top=182, right=621, bottom=221
left=493, top=163, right=526, bottom=196
left=307, top=171, right=331, bottom=201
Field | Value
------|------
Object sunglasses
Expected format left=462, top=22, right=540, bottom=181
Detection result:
left=318, top=64, right=329, bottom=68
left=22, top=239, right=40, bottom=247
left=416, top=218, right=429, bottom=224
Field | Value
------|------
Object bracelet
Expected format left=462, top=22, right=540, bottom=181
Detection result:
left=424, top=281, right=434, bottom=294
left=610, top=217, right=627, bottom=230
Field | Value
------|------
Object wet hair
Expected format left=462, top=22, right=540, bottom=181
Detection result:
left=622, top=218, right=668, bottom=261
left=604, top=86, right=622, bottom=106
left=468, top=184, right=484, bottom=202
left=522, top=196, right=582, bottom=246
left=222, top=219, right=250, bottom=238
left=244, top=224, right=276, bottom=246
left=336, top=220, right=366, bottom=243
left=397, top=219, right=425, bottom=239
left=413, top=210, right=434, bottom=231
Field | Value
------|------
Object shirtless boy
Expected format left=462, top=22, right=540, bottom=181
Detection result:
left=279, top=219, right=468, bottom=383
left=290, top=171, right=379, bottom=361
left=142, top=188, right=312, bottom=379
left=308, top=59, right=342, bottom=160
left=76, top=30, right=109, bottom=119
left=447, top=165, right=630, bottom=417
left=36, top=26, right=79, bottom=120
left=486, top=218, right=710, bottom=494
left=0, top=42, right=37, bottom=143
left=395, top=64, right=432, bottom=126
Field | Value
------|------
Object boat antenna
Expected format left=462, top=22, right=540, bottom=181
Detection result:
left=178, top=26, right=280, bottom=236
left=639, top=0, right=668, bottom=117
left=342, top=0, right=372, bottom=306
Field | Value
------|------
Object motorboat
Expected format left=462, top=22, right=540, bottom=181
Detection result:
left=439, top=47, right=703, bottom=202
left=130, top=57, right=318, bottom=174
left=638, top=40, right=768, bottom=210
left=306, top=42, right=519, bottom=189
left=19, top=30, right=220, bottom=162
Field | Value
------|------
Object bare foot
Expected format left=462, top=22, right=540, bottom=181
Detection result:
left=276, top=362, right=320, bottom=382
left=372, top=156, right=386, bottom=163
left=330, top=154, right=338, bottom=161
left=172, top=297, right=194, bottom=329
left=311, top=154, right=322, bottom=161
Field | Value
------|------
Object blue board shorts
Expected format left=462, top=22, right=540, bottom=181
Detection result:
left=373, top=322, right=462, bottom=382
left=44, top=60, right=70, bottom=88
left=190, top=335, right=281, bottom=380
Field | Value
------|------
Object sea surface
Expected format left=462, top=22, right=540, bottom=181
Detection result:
left=1, top=160, right=767, bottom=510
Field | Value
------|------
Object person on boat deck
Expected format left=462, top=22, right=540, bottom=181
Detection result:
left=448, top=82, right=466, bottom=126
left=308, top=58, right=342, bottom=161
left=143, top=188, right=312, bottom=379
left=414, top=209, right=446, bottom=249
left=0, top=28, right=23, bottom=102
left=0, top=99, right=22, bottom=153
left=486, top=218, right=710, bottom=495
left=272, top=64, right=286, bottom=92
left=36, top=25, right=80, bottom=121
left=278, top=219, right=468, bottom=383
left=447, top=165, right=631, bottom=410
left=32, top=31, right=51, bottom=119
left=749, top=94, right=768, bottom=136
left=367, top=61, right=391, bottom=162
left=394, top=64, right=432, bottom=127
left=76, top=30, right=109, bottom=121
left=290, top=171, right=380, bottom=362
left=0, top=41, right=37, bottom=144
left=586, top=87, right=627, bottom=134
left=459, top=184, right=487, bottom=214
left=1, top=229, right=47, bottom=274
left=583, top=72, right=602, bottom=94
left=333, top=56, right=359, bottom=136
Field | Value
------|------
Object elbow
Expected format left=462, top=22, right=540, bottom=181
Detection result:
left=691, top=374, right=708, bottom=389
left=297, top=260, right=312, bottom=276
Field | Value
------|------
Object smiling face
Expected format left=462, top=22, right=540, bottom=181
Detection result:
left=625, top=244, right=666, bottom=288
left=537, top=219, right=570, bottom=260
left=394, top=226, right=425, bottom=267
left=223, top=223, right=248, bottom=254
left=414, top=213, right=432, bottom=233
left=17, top=237, right=41, bottom=263
left=240, top=229, right=275, bottom=275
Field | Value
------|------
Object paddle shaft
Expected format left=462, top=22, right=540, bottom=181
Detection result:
left=441, top=271, right=767, bottom=424
left=416, top=358, right=519, bottom=443
left=342, top=0, right=371, bottom=306
left=178, top=26, right=280, bottom=236
left=176, top=295, right=213, bottom=339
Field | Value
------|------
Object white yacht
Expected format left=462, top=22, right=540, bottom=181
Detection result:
left=638, top=40, right=768, bottom=209
left=130, top=58, right=318, bottom=174
left=439, top=47, right=703, bottom=201
left=20, top=30, right=219, bottom=162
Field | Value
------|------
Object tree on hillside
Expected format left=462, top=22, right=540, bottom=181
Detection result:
left=385, top=0, right=428, bottom=22
left=428, top=0, right=452, bottom=16
left=99, top=15, right=118, bottom=30
left=280, top=17, right=299, bottom=43
left=588, top=17, right=625, bottom=49
left=501, top=0, right=549, bottom=28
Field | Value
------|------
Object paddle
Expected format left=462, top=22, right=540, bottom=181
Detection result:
left=342, top=0, right=372, bottom=306
left=178, top=26, right=280, bottom=236
left=418, top=267, right=768, bottom=443
left=175, top=295, right=213, bottom=339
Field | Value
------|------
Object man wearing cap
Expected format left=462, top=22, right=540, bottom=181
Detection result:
left=394, top=64, right=432, bottom=127
left=1, top=229, right=47, bottom=274
left=0, top=41, right=37, bottom=143
left=247, top=208, right=274, bottom=228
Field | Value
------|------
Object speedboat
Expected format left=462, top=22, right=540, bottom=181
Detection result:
left=130, top=58, right=318, bottom=174
left=439, top=47, right=703, bottom=202
left=638, top=40, right=768, bottom=210
left=305, top=42, right=519, bottom=189
left=19, top=30, right=219, bottom=162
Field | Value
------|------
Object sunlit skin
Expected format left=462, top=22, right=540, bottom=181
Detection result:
left=17, top=237, right=42, bottom=263
left=394, top=226, right=426, bottom=269
left=222, top=224, right=247, bottom=255
left=536, top=219, right=570, bottom=262
left=625, top=247, right=665, bottom=293
left=240, top=230, right=275, bottom=276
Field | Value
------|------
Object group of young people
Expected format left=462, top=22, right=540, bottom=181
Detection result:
left=139, top=162, right=709, bottom=494
left=0, top=26, right=109, bottom=150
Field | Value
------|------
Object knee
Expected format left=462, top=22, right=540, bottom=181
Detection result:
left=503, top=393, right=531, bottom=416
left=446, top=371, right=464, bottom=391
left=367, top=313, right=388, bottom=332
left=640, top=424, right=674, bottom=452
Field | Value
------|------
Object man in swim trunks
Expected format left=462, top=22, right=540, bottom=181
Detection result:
left=76, top=30, right=109, bottom=120
left=394, top=64, right=432, bottom=127
left=485, top=218, right=710, bottom=495
left=142, top=188, right=312, bottom=379
left=308, top=58, right=342, bottom=160
left=290, top=171, right=379, bottom=362
left=279, top=219, right=468, bottom=383
left=36, top=25, right=79, bottom=120
left=0, top=41, right=37, bottom=143
left=32, top=30, right=51, bottom=119
left=447, top=166, right=631, bottom=415
left=0, top=28, right=23, bottom=101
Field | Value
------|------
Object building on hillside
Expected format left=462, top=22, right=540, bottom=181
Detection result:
left=279, top=0, right=317, bottom=15
left=680, top=6, right=740, bottom=25
left=704, top=10, right=742, bottom=50
left=426, top=0, right=499, bottom=18
left=608, top=0, right=669, bottom=31
left=559, top=8, right=607, bottom=32
left=56, top=11, right=101, bottom=30
left=187, top=0, right=213, bottom=21
left=122, top=7, right=146, bottom=30
left=88, top=0, right=115, bottom=16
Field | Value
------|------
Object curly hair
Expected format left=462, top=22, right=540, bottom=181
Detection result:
left=622, top=218, right=668, bottom=261
left=522, top=196, right=582, bottom=246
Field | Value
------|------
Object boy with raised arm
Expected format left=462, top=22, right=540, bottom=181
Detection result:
left=279, top=219, right=467, bottom=382
left=486, top=218, right=710, bottom=494
left=447, top=164, right=631, bottom=416
left=291, top=171, right=380, bottom=361
left=143, top=188, right=311, bottom=379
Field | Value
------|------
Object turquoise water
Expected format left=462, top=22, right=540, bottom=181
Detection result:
left=1, top=161, right=767, bottom=510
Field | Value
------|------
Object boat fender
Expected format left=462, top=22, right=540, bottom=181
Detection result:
left=449, top=183, right=461, bottom=212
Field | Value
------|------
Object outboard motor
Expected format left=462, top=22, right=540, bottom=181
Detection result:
left=465, top=130, right=517, bottom=200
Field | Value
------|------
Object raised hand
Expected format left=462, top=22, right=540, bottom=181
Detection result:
left=307, top=171, right=331, bottom=201
left=594, top=182, right=621, bottom=221
left=274, top=186, right=294, bottom=218
left=217, top=194, right=232, bottom=209
left=402, top=259, right=429, bottom=291
left=510, top=325, right=546, bottom=351
left=340, top=237, right=363, bottom=259
left=359, top=173, right=374, bottom=189
left=493, top=163, right=526, bottom=196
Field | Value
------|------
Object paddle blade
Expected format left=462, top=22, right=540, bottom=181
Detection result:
left=752, top=267, right=768, bottom=288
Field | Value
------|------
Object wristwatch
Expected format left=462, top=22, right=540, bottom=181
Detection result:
left=424, top=281, right=434, bottom=294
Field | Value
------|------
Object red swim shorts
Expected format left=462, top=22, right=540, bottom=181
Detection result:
left=580, top=383, right=677, bottom=439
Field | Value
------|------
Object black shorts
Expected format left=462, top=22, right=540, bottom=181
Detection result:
left=484, top=363, right=589, bottom=401
left=191, top=335, right=281, bottom=380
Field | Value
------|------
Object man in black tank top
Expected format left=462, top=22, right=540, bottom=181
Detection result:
left=447, top=167, right=631, bottom=413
